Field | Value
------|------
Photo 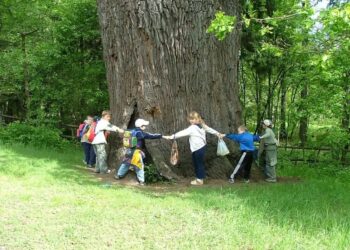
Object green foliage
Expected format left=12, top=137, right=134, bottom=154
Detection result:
left=207, top=0, right=349, bottom=157
left=310, top=127, right=350, bottom=159
left=0, top=122, right=69, bottom=149
left=207, top=11, right=236, bottom=41
left=144, top=164, right=167, bottom=183
left=0, top=0, right=108, bottom=124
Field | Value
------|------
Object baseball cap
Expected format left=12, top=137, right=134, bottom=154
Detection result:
left=135, top=119, right=150, bottom=128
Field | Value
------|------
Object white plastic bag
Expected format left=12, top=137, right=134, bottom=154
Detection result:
left=217, top=139, right=230, bottom=156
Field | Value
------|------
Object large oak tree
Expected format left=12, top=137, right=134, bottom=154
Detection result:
left=97, top=0, right=242, bottom=179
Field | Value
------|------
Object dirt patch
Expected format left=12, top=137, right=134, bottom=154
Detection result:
left=77, top=165, right=301, bottom=191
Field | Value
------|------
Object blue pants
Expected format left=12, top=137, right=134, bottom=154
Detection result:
left=192, top=146, right=206, bottom=179
left=82, top=142, right=96, bottom=166
left=117, top=163, right=145, bottom=183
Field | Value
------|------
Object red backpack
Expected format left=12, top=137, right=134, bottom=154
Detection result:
left=87, top=122, right=97, bottom=143
left=76, top=123, right=85, bottom=139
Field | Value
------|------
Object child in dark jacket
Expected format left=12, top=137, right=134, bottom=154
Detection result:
left=115, top=118, right=166, bottom=185
left=220, top=125, right=260, bottom=183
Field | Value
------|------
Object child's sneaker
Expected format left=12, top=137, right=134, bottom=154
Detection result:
left=243, top=179, right=250, bottom=183
left=139, top=182, right=145, bottom=186
left=265, top=178, right=277, bottom=183
left=228, top=178, right=235, bottom=184
left=190, top=179, right=203, bottom=185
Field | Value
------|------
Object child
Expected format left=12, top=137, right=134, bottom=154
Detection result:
left=92, top=110, right=123, bottom=174
left=115, top=118, right=167, bottom=185
left=77, top=119, right=88, bottom=164
left=81, top=115, right=96, bottom=168
left=259, top=119, right=278, bottom=182
left=169, top=111, right=220, bottom=186
left=220, top=125, right=260, bottom=183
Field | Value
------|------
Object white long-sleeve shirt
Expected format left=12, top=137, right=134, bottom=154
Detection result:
left=92, top=119, right=122, bottom=145
left=173, top=124, right=219, bottom=152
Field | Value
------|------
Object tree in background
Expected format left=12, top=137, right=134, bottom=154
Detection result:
left=0, top=0, right=108, bottom=126
left=317, top=2, right=349, bottom=161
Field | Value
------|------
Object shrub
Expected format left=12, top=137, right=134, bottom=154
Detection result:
left=0, top=122, right=69, bottom=149
left=309, top=127, right=349, bottom=160
left=144, top=164, right=167, bottom=184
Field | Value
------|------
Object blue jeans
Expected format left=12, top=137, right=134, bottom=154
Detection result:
left=117, top=163, right=145, bottom=183
left=192, top=146, right=206, bottom=179
left=82, top=142, right=96, bottom=165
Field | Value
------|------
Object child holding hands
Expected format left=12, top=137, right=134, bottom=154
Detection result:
left=167, top=111, right=220, bottom=186
left=220, top=125, right=260, bottom=183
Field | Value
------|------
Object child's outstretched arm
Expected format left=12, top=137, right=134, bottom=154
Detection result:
left=171, top=127, right=192, bottom=139
left=202, top=124, right=219, bottom=135
left=225, top=133, right=239, bottom=142
left=113, top=126, right=124, bottom=133
left=136, top=131, right=162, bottom=140
left=259, top=129, right=272, bottom=139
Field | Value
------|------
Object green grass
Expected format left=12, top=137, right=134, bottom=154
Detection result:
left=0, top=144, right=349, bottom=250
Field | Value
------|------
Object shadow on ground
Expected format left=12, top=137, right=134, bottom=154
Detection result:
left=3, top=143, right=349, bottom=242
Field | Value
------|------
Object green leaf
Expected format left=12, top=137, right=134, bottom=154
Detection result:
left=207, top=11, right=237, bottom=41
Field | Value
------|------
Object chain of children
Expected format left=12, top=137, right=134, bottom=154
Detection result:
left=77, top=110, right=278, bottom=186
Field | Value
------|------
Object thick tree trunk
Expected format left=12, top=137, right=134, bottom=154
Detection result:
left=97, top=0, right=242, bottom=179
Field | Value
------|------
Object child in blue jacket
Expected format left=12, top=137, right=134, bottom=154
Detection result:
left=115, top=118, right=166, bottom=185
left=220, top=125, right=260, bottom=183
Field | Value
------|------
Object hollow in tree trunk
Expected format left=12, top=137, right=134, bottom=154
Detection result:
left=97, top=0, right=242, bottom=179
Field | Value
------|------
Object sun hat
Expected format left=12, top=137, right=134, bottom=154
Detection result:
left=262, top=119, right=272, bottom=127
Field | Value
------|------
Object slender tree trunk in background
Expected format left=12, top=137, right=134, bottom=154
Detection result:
left=280, top=79, right=287, bottom=139
left=299, top=84, right=308, bottom=146
left=97, top=0, right=242, bottom=179
left=274, top=83, right=280, bottom=140
left=288, top=85, right=299, bottom=139
left=20, top=29, right=37, bottom=119
left=341, top=81, right=350, bottom=163
left=254, top=72, right=261, bottom=132
left=267, top=68, right=273, bottom=119
left=240, top=61, right=247, bottom=125
left=21, top=34, right=30, bottom=118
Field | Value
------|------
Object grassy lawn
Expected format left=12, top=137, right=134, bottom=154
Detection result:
left=0, top=144, right=349, bottom=250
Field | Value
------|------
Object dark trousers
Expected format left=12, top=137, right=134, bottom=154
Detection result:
left=231, top=151, right=253, bottom=180
left=192, top=146, right=206, bottom=179
left=82, top=142, right=96, bottom=166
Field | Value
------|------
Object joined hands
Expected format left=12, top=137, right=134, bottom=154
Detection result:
left=162, top=135, right=174, bottom=140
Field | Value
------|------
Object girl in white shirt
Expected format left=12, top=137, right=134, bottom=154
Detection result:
left=170, top=111, right=220, bottom=185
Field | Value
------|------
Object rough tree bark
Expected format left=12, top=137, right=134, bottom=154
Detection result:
left=97, top=0, right=242, bottom=179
